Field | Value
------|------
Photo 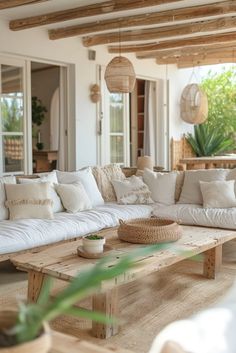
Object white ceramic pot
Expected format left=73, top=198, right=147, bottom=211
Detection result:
left=82, top=236, right=105, bottom=254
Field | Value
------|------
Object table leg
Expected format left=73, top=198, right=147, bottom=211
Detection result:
left=203, top=245, right=222, bottom=279
left=28, top=270, right=46, bottom=303
left=92, top=288, right=119, bottom=339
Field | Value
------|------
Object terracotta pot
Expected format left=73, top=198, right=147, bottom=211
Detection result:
left=0, top=311, right=51, bottom=353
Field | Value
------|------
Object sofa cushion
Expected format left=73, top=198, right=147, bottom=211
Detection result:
left=112, top=175, right=153, bottom=204
left=19, top=172, right=64, bottom=213
left=0, top=176, right=16, bottom=221
left=153, top=203, right=236, bottom=230
left=0, top=203, right=152, bottom=255
left=5, top=182, right=53, bottom=220
left=179, top=169, right=228, bottom=205
left=143, top=169, right=177, bottom=205
left=226, top=168, right=236, bottom=194
left=200, top=180, right=236, bottom=208
left=55, top=183, right=92, bottom=213
left=92, top=164, right=125, bottom=202
left=56, top=168, right=104, bottom=207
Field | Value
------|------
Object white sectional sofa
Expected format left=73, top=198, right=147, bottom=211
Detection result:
left=0, top=166, right=236, bottom=260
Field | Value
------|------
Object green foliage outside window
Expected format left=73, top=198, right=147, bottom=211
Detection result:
left=201, top=68, right=236, bottom=135
left=186, top=68, right=236, bottom=156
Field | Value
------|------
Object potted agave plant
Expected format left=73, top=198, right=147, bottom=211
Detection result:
left=82, top=234, right=105, bottom=254
left=0, top=246, right=161, bottom=353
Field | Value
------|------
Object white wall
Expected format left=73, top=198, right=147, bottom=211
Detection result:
left=0, top=19, right=192, bottom=169
left=168, top=68, right=194, bottom=139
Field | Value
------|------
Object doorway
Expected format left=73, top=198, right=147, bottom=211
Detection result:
left=130, top=78, right=165, bottom=168
left=31, top=62, right=67, bottom=173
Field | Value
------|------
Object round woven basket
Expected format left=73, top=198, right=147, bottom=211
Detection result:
left=180, top=84, right=208, bottom=124
left=104, top=56, right=136, bottom=93
left=118, top=218, right=182, bottom=244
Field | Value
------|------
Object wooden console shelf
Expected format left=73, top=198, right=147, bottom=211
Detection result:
left=33, top=150, right=58, bottom=173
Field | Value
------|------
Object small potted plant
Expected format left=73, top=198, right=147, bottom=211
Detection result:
left=82, top=234, right=105, bottom=254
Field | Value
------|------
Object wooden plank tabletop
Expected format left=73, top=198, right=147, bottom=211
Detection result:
left=12, top=226, right=236, bottom=289
left=51, top=330, right=133, bottom=353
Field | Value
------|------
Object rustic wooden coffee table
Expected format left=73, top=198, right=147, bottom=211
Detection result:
left=12, top=225, right=236, bottom=339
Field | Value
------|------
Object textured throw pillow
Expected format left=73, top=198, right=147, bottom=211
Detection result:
left=143, top=169, right=177, bottom=205
left=56, top=168, right=104, bottom=207
left=0, top=176, right=16, bottom=220
left=200, top=180, right=236, bottom=208
left=5, top=182, right=53, bottom=220
left=55, top=183, right=92, bottom=213
left=226, top=168, right=236, bottom=195
left=92, top=164, right=125, bottom=202
left=112, top=175, right=153, bottom=204
left=19, top=171, right=64, bottom=213
left=179, top=169, right=228, bottom=205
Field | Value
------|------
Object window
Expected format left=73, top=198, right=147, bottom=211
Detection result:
left=109, top=93, right=125, bottom=164
left=100, top=88, right=130, bottom=166
left=0, top=64, right=25, bottom=174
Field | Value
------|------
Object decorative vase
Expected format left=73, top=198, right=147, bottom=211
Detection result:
left=82, top=236, right=105, bottom=254
left=0, top=311, right=51, bottom=353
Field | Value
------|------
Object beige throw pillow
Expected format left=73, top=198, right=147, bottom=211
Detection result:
left=92, top=164, right=125, bottom=202
left=56, top=168, right=104, bottom=207
left=5, top=182, right=53, bottom=220
left=143, top=169, right=177, bottom=205
left=179, top=169, right=228, bottom=205
left=55, top=183, right=92, bottom=213
left=200, top=180, right=236, bottom=208
left=112, top=175, right=153, bottom=205
left=19, top=172, right=64, bottom=213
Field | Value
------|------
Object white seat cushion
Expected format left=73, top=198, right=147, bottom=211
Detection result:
left=153, top=203, right=236, bottom=230
left=0, top=203, right=152, bottom=254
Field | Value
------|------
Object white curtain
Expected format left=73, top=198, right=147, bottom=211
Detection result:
left=143, top=81, right=158, bottom=165
left=50, top=87, right=65, bottom=170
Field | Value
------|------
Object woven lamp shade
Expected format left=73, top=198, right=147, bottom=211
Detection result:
left=105, top=56, right=136, bottom=93
left=180, top=83, right=208, bottom=124
left=137, top=156, right=153, bottom=170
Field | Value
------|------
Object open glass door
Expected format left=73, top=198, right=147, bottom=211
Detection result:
left=0, top=59, right=26, bottom=175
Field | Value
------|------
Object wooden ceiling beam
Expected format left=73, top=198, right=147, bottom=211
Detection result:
left=9, top=0, right=182, bottom=31
left=136, top=42, right=236, bottom=59
left=0, top=0, right=48, bottom=9
left=156, top=50, right=236, bottom=64
left=83, top=16, right=236, bottom=47
left=49, top=1, right=236, bottom=40
left=178, top=58, right=236, bottom=68
left=108, top=31, right=236, bottom=53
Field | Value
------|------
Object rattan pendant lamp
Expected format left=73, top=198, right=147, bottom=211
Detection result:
left=105, top=29, right=136, bottom=93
